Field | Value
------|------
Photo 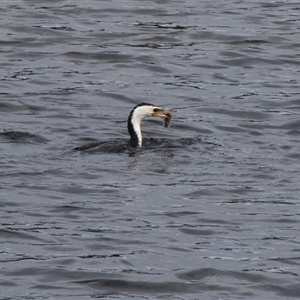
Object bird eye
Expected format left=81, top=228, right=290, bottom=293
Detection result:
left=153, top=108, right=160, bottom=112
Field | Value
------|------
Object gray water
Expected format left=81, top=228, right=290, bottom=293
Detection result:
left=1, top=1, right=300, bottom=299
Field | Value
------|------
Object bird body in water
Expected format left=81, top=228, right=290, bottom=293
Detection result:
left=74, top=103, right=172, bottom=153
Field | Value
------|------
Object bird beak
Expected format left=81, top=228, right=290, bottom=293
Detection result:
left=151, top=109, right=173, bottom=128
left=151, top=109, right=172, bottom=119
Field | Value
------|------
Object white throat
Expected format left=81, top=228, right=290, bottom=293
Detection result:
left=131, top=105, right=154, bottom=147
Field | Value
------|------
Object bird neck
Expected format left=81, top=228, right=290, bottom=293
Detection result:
left=128, top=112, right=142, bottom=148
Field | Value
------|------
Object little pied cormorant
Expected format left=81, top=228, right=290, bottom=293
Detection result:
left=74, top=103, right=172, bottom=153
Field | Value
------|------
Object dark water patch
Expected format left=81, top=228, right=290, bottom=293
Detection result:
left=84, top=243, right=126, bottom=252
left=196, top=218, right=240, bottom=226
left=278, top=129, right=299, bottom=137
left=0, top=131, right=47, bottom=144
left=0, top=200, right=25, bottom=208
left=0, top=229, right=50, bottom=243
left=183, top=187, right=250, bottom=198
left=3, top=267, right=117, bottom=283
left=178, top=228, right=215, bottom=236
left=0, top=280, right=18, bottom=289
left=159, top=211, right=201, bottom=218
left=280, top=119, right=300, bottom=130
left=270, top=257, right=300, bottom=266
left=248, top=130, right=263, bottom=136
left=137, top=35, right=180, bottom=44
left=141, top=63, right=172, bottom=73
left=227, top=198, right=296, bottom=205
left=229, top=39, right=272, bottom=45
left=176, top=268, right=249, bottom=281
left=0, top=102, right=45, bottom=113
left=190, top=31, right=285, bottom=44
left=217, top=57, right=284, bottom=67
left=263, top=218, right=300, bottom=224
left=77, top=278, right=233, bottom=294
left=286, top=152, right=300, bottom=159
left=48, top=205, right=99, bottom=214
left=134, top=22, right=195, bottom=29
left=54, top=185, right=119, bottom=195
left=64, top=51, right=133, bottom=62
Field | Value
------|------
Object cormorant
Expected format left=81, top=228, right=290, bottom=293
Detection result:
left=74, top=102, right=172, bottom=153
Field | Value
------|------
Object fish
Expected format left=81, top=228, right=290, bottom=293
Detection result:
left=163, top=110, right=172, bottom=128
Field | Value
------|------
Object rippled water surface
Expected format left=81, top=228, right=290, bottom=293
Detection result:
left=1, top=1, right=300, bottom=299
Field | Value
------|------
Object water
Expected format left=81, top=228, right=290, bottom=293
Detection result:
left=1, top=1, right=300, bottom=299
